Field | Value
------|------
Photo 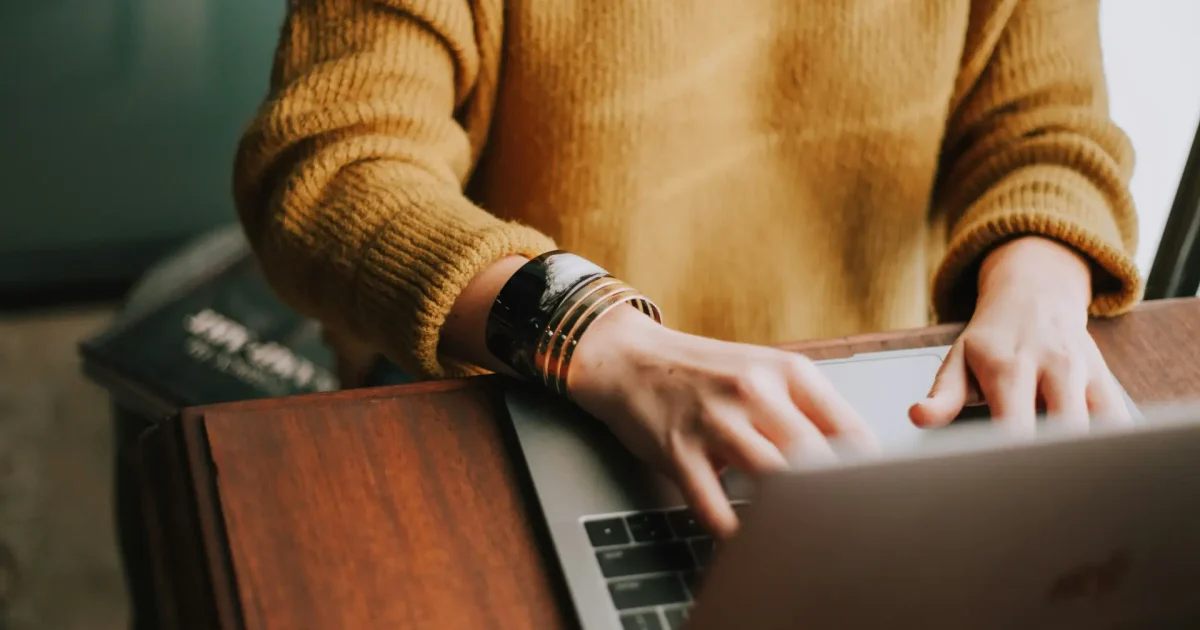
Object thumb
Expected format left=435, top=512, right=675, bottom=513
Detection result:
left=909, top=343, right=969, bottom=428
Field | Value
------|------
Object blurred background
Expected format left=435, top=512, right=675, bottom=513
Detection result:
left=0, top=1, right=1198, bottom=628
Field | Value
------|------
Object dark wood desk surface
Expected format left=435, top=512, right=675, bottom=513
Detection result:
left=139, top=298, right=1200, bottom=630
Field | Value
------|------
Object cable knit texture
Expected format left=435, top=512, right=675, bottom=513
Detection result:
left=234, top=0, right=1140, bottom=380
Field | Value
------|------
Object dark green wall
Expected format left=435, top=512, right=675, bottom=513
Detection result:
left=0, top=0, right=284, bottom=290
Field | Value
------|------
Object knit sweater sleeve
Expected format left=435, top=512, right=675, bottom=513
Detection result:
left=931, top=0, right=1141, bottom=323
left=232, top=0, right=556, bottom=380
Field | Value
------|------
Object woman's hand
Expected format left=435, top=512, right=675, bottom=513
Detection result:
left=910, top=236, right=1130, bottom=430
left=567, top=307, right=876, bottom=538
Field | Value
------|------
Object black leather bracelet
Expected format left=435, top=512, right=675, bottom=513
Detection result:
left=485, top=251, right=609, bottom=381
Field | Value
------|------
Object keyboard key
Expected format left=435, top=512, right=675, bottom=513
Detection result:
left=626, top=512, right=672, bottom=542
left=666, top=509, right=706, bottom=538
left=663, top=606, right=691, bottom=629
left=690, top=538, right=715, bottom=567
left=584, top=518, right=630, bottom=547
left=608, top=575, right=689, bottom=610
left=681, top=570, right=703, bottom=599
left=621, top=611, right=663, bottom=630
left=597, top=542, right=694, bottom=578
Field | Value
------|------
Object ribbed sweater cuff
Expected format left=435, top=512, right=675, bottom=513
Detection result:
left=933, top=164, right=1143, bottom=322
left=352, top=195, right=557, bottom=380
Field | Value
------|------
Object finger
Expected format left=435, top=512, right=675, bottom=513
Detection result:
left=1039, top=365, right=1089, bottom=430
left=707, top=413, right=790, bottom=475
left=965, top=371, right=985, bottom=406
left=758, top=397, right=851, bottom=464
left=741, top=382, right=834, bottom=455
left=1087, top=369, right=1133, bottom=426
left=784, top=358, right=877, bottom=450
left=1082, top=344, right=1131, bottom=425
left=977, top=355, right=1039, bottom=430
left=910, top=342, right=970, bottom=428
left=671, top=440, right=738, bottom=538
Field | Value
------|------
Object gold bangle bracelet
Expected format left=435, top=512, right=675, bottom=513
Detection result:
left=534, top=276, right=624, bottom=389
left=526, top=272, right=663, bottom=396
left=544, top=284, right=661, bottom=396
left=537, top=281, right=637, bottom=392
left=551, top=286, right=638, bottom=393
left=555, top=290, right=659, bottom=396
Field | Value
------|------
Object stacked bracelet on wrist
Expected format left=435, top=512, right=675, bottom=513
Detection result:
left=485, top=251, right=662, bottom=396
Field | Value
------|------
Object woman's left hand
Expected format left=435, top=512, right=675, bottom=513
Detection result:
left=909, top=235, right=1131, bottom=431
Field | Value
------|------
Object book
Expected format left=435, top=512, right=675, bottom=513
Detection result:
left=79, top=226, right=339, bottom=418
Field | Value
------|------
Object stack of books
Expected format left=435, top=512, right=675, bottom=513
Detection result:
left=79, top=225, right=339, bottom=418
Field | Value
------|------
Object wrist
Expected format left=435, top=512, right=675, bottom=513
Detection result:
left=483, top=251, right=662, bottom=394
left=978, top=236, right=1092, bottom=308
left=442, top=255, right=531, bottom=376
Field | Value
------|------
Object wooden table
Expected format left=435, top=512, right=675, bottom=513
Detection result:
left=137, top=298, right=1200, bottom=630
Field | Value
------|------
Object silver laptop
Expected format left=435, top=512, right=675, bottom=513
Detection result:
left=503, top=346, right=1194, bottom=630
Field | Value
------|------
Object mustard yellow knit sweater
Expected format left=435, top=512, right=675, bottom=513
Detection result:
left=234, top=0, right=1141, bottom=380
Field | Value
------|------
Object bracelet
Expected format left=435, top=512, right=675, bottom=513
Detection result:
left=485, top=251, right=608, bottom=380
left=485, top=251, right=662, bottom=393
left=537, top=276, right=660, bottom=396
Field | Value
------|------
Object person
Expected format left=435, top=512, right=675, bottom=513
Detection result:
left=232, top=0, right=1141, bottom=538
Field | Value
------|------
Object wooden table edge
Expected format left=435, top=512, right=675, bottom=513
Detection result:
left=184, top=410, right=246, bottom=630
left=138, top=410, right=248, bottom=629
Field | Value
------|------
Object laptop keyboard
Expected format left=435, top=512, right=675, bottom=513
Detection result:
left=582, top=503, right=747, bottom=630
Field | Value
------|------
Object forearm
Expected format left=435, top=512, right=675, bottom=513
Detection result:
left=233, top=0, right=557, bottom=379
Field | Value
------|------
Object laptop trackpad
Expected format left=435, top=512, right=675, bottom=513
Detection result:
left=723, top=349, right=948, bottom=500
left=817, top=351, right=946, bottom=453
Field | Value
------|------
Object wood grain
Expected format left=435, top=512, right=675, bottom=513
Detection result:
left=200, top=384, right=567, bottom=630
left=142, top=298, right=1200, bottom=630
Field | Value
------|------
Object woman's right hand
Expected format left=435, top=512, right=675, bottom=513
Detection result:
left=567, top=306, right=877, bottom=538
